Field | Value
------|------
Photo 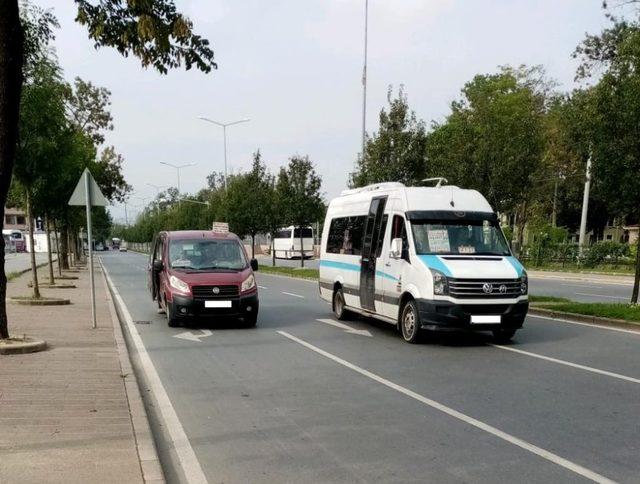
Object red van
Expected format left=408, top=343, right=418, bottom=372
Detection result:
left=148, top=230, right=259, bottom=327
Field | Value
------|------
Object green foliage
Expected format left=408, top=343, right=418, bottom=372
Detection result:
left=535, top=302, right=640, bottom=323
left=64, top=77, right=113, bottom=144
left=583, top=241, right=631, bottom=267
left=351, top=86, right=428, bottom=187
left=74, top=0, right=216, bottom=74
left=277, top=155, right=325, bottom=229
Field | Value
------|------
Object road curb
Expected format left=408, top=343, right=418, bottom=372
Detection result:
left=0, top=338, right=47, bottom=355
left=100, top=262, right=166, bottom=483
left=529, top=307, right=640, bottom=333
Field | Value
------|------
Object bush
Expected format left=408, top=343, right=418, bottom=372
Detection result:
left=583, top=241, right=631, bottom=267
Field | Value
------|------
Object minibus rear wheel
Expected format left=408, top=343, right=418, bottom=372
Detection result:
left=492, top=328, right=516, bottom=343
left=333, top=287, right=350, bottom=320
left=401, top=300, right=422, bottom=344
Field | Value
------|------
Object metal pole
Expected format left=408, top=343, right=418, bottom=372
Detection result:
left=361, top=0, right=369, bottom=159
left=578, top=154, right=592, bottom=256
left=124, top=203, right=128, bottom=226
left=177, top=167, right=181, bottom=194
left=223, top=125, right=228, bottom=190
left=84, top=171, right=97, bottom=329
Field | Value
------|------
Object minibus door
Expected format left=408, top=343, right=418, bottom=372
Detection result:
left=360, top=196, right=387, bottom=311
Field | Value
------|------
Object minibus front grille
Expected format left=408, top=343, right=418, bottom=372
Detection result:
left=448, top=278, right=523, bottom=298
left=192, top=285, right=239, bottom=300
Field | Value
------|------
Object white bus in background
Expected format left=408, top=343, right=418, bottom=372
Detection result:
left=273, top=226, right=314, bottom=259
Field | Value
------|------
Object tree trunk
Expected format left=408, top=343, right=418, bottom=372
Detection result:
left=632, top=236, right=640, bottom=304
left=300, top=228, right=304, bottom=268
left=251, top=234, right=255, bottom=259
left=272, top=234, right=276, bottom=267
left=26, top=190, right=40, bottom=299
left=60, top=222, right=69, bottom=269
left=0, top=0, right=24, bottom=338
left=46, top=217, right=55, bottom=285
left=53, top=218, right=62, bottom=276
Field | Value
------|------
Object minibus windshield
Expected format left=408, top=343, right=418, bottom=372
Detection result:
left=411, top=219, right=510, bottom=256
left=169, top=239, right=247, bottom=271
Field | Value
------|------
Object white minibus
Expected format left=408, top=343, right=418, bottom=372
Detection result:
left=273, top=226, right=314, bottom=259
left=319, top=182, right=528, bottom=343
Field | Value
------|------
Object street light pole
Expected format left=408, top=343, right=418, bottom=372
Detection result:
left=198, top=117, right=250, bottom=190
left=361, top=0, right=369, bottom=159
left=159, top=162, right=196, bottom=194
left=578, top=154, right=593, bottom=256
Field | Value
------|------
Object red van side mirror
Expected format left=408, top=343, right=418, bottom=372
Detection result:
left=250, top=259, right=258, bottom=271
left=152, top=260, right=164, bottom=272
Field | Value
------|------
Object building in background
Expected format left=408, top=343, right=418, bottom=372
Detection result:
left=4, top=207, right=27, bottom=231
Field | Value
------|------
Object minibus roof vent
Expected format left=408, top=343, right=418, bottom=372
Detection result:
left=340, top=182, right=405, bottom=196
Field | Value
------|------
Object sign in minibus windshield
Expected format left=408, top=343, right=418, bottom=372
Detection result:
left=212, top=222, right=230, bottom=233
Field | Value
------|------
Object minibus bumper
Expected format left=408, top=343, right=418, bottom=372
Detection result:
left=416, top=299, right=528, bottom=331
left=170, top=292, right=259, bottom=320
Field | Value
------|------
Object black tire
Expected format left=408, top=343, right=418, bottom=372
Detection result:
left=166, top=300, right=179, bottom=327
left=400, top=299, right=422, bottom=344
left=333, top=288, right=350, bottom=320
left=492, top=328, right=516, bottom=343
left=244, top=312, right=258, bottom=328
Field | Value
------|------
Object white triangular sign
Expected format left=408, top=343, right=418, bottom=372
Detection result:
left=68, top=168, right=107, bottom=207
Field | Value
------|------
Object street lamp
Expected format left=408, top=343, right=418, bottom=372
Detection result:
left=198, top=117, right=250, bottom=190
left=361, top=0, right=369, bottom=159
left=159, top=162, right=196, bottom=194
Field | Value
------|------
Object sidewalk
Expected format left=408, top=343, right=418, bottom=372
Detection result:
left=4, top=252, right=51, bottom=274
left=0, top=263, right=160, bottom=483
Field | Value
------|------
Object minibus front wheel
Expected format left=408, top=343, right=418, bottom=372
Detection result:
left=492, top=328, right=516, bottom=343
left=401, top=300, right=422, bottom=344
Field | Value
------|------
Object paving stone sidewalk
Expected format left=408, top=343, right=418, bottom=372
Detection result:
left=0, top=264, right=151, bottom=484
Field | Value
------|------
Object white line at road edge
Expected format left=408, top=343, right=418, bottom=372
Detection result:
left=491, top=344, right=640, bottom=384
left=101, top=262, right=208, bottom=484
left=531, top=314, right=640, bottom=335
left=277, top=331, right=616, bottom=484
left=575, top=292, right=628, bottom=300
left=282, top=291, right=304, bottom=298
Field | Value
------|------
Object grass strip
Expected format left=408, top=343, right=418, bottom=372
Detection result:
left=535, top=302, right=640, bottom=323
left=258, top=265, right=319, bottom=280
left=528, top=295, right=571, bottom=303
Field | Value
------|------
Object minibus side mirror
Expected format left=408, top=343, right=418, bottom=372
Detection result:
left=250, top=258, right=259, bottom=271
left=390, top=238, right=403, bottom=259
left=152, top=259, right=164, bottom=272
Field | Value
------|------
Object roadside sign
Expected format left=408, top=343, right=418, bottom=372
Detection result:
left=68, top=169, right=107, bottom=329
left=212, top=222, right=229, bottom=233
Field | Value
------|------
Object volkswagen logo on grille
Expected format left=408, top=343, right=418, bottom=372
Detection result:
left=482, top=283, right=493, bottom=294
left=212, top=287, right=220, bottom=295
left=499, top=284, right=507, bottom=294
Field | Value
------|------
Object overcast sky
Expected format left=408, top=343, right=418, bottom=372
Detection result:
left=35, top=0, right=615, bottom=224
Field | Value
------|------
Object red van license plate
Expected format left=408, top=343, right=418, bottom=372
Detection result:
left=205, top=301, right=232, bottom=308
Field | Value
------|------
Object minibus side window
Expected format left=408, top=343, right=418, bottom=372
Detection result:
left=390, top=215, right=409, bottom=261
left=327, top=216, right=365, bottom=255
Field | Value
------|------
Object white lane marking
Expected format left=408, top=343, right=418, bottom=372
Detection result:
left=282, top=291, right=304, bottom=299
left=530, top=314, right=640, bottom=335
left=277, top=331, right=615, bottom=484
left=174, top=329, right=213, bottom=343
left=316, top=318, right=372, bottom=337
left=102, top=262, right=208, bottom=484
left=258, top=285, right=267, bottom=289
left=278, top=331, right=615, bottom=484
left=561, top=283, right=604, bottom=289
left=491, top=344, right=640, bottom=384
left=530, top=274, right=633, bottom=287
left=575, top=292, right=629, bottom=300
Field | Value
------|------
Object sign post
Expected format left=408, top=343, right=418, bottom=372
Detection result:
left=69, top=169, right=107, bottom=329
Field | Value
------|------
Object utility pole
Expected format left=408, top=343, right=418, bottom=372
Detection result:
left=361, top=0, right=369, bottom=159
left=552, top=178, right=558, bottom=228
left=578, top=154, right=592, bottom=256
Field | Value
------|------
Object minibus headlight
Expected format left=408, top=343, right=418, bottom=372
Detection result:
left=241, top=274, right=256, bottom=292
left=432, top=270, right=449, bottom=296
left=520, top=272, right=528, bottom=295
left=169, top=275, right=190, bottom=295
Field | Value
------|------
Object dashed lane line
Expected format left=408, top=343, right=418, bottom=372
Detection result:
left=491, top=344, right=640, bottom=385
left=282, top=291, right=304, bottom=298
left=277, top=330, right=615, bottom=484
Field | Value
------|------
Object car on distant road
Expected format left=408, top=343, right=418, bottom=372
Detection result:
left=148, top=227, right=259, bottom=327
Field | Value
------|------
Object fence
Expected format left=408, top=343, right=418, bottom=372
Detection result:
left=520, top=241, right=636, bottom=272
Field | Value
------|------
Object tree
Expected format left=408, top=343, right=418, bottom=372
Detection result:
left=64, top=77, right=113, bottom=144
left=0, top=0, right=216, bottom=339
left=351, top=86, right=428, bottom=187
left=223, top=151, right=274, bottom=258
left=425, top=66, right=550, bottom=252
left=277, top=156, right=325, bottom=267
left=574, top=4, right=640, bottom=302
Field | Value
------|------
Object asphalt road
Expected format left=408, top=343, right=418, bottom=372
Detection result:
left=255, top=255, right=635, bottom=303
left=102, top=251, right=640, bottom=484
